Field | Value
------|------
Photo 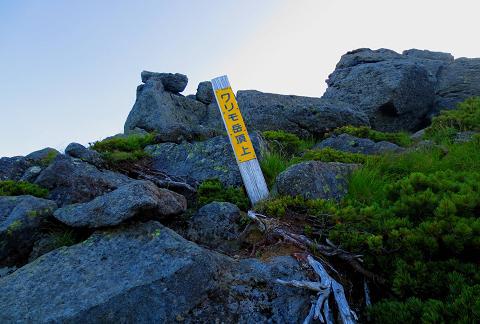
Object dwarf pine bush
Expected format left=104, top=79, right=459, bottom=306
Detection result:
left=255, top=99, right=480, bottom=322
left=90, top=133, right=156, bottom=164
left=0, top=180, right=49, bottom=198
left=197, top=179, right=250, bottom=211
left=330, top=125, right=412, bottom=147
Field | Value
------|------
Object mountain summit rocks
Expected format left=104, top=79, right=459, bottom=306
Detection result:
left=322, top=48, right=480, bottom=131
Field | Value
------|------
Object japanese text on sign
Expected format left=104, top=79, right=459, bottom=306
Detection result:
left=214, top=87, right=256, bottom=163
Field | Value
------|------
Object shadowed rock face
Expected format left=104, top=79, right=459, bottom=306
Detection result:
left=275, top=161, right=358, bottom=201
left=0, top=221, right=311, bottom=323
left=53, top=180, right=187, bottom=228
left=322, top=48, right=480, bottom=131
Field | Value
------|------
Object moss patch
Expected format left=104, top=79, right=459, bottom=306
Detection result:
left=0, top=180, right=49, bottom=198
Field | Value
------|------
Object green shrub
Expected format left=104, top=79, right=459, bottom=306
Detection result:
left=260, top=151, right=294, bottom=188
left=197, top=179, right=250, bottom=211
left=255, top=131, right=480, bottom=322
left=262, top=130, right=315, bottom=156
left=425, top=97, right=480, bottom=143
left=0, top=180, right=49, bottom=198
left=90, top=133, right=156, bottom=164
left=330, top=125, right=412, bottom=147
left=294, top=147, right=370, bottom=164
left=40, top=150, right=58, bottom=166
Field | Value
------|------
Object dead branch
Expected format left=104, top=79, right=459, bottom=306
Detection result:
left=246, top=211, right=385, bottom=284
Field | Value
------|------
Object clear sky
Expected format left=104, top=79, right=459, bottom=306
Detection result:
left=1, top=0, right=479, bottom=157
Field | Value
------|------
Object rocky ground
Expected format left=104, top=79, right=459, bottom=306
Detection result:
left=1, top=48, right=479, bottom=323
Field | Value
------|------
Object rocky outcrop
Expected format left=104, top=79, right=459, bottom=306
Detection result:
left=322, top=48, right=480, bottom=131
left=275, top=161, right=358, bottom=200
left=124, top=72, right=222, bottom=142
left=65, top=142, right=105, bottom=168
left=0, top=221, right=310, bottom=323
left=322, top=48, right=436, bottom=132
left=35, top=154, right=132, bottom=206
left=53, top=180, right=186, bottom=228
left=236, top=91, right=370, bottom=137
left=0, top=148, right=59, bottom=182
left=0, top=195, right=57, bottom=265
left=187, top=202, right=242, bottom=252
left=316, top=133, right=404, bottom=155
left=145, top=133, right=266, bottom=187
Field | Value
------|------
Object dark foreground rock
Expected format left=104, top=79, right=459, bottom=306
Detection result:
left=145, top=133, right=266, bottom=187
left=187, top=202, right=242, bottom=252
left=236, top=90, right=370, bottom=137
left=54, top=180, right=186, bottom=228
left=275, top=161, right=358, bottom=200
left=34, top=154, right=132, bottom=206
left=316, top=133, right=404, bottom=155
left=0, top=221, right=310, bottom=323
left=0, top=196, right=57, bottom=265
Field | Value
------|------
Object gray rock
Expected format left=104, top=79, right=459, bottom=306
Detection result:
left=54, top=180, right=187, bottom=228
left=435, top=58, right=480, bottom=111
left=323, top=48, right=436, bottom=132
left=187, top=202, right=241, bottom=252
left=196, top=81, right=214, bottom=104
left=410, top=128, right=426, bottom=141
left=0, top=266, right=16, bottom=278
left=25, top=147, right=59, bottom=166
left=237, top=90, right=370, bottom=137
left=316, top=133, right=404, bottom=155
left=0, top=221, right=310, bottom=323
left=453, top=131, right=477, bottom=143
left=0, top=195, right=57, bottom=265
left=35, top=154, right=132, bottom=206
left=28, top=234, right=59, bottom=263
left=19, top=166, right=43, bottom=183
left=275, top=161, right=358, bottom=200
left=65, top=142, right=105, bottom=168
left=140, top=71, right=188, bottom=93
left=0, top=156, right=32, bottom=181
left=124, top=73, right=222, bottom=142
left=145, top=133, right=266, bottom=187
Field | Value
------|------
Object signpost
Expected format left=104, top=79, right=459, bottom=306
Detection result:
left=211, top=75, right=269, bottom=205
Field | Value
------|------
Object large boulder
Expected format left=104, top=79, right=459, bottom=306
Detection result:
left=196, top=81, right=214, bottom=104
left=145, top=133, right=266, bottom=187
left=65, top=142, right=105, bottom=168
left=275, top=161, right=358, bottom=200
left=34, top=154, right=132, bottom=206
left=435, top=58, right=480, bottom=112
left=187, top=202, right=242, bottom=252
left=236, top=91, right=370, bottom=137
left=53, top=180, right=187, bottom=228
left=25, top=147, right=59, bottom=165
left=140, top=71, right=188, bottom=93
left=322, top=48, right=437, bottom=132
left=0, top=221, right=310, bottom=322
left=316, top=133, right=404, bottom=155
left=0, top=195, right=57, bottom=265
left=124, top=72, right=222, bottom=142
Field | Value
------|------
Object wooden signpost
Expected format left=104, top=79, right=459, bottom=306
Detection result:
left=211, top=75, right=269, bottom=205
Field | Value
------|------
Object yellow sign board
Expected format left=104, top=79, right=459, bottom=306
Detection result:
left=214, top=87, right=256, bottom=163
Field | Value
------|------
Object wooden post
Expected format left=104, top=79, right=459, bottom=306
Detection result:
left=211, top=75, right=269, bottom=205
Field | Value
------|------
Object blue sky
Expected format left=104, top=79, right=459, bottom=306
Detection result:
left=1, top=0, right=479, bottom=157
